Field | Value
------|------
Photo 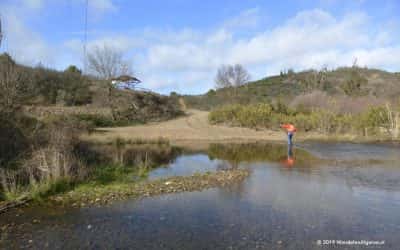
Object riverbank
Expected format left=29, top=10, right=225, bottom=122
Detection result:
left=48, top=169, right=250, bottom=207
left=83, top=109, right=397, bottom=148
left=0, top=169, right=249, bottom=213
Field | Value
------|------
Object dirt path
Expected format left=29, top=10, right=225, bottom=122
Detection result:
left=87, top=109, right=303, bottom=146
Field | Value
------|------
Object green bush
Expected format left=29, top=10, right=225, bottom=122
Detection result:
left=90, top=164, right=134, bottom=185
left=209, top=102, right=398, bottom=137
left=74, top=114, right=119, bottom=127
left=340, top=70, right=368, bottom=96
left=73, top=113, right=142, bottom=128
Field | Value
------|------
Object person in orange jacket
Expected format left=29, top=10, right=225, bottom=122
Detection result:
left=280, top=123, right=297, bottom=145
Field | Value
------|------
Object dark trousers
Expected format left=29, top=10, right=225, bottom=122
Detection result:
left=288, top=132, right=293, bottom=145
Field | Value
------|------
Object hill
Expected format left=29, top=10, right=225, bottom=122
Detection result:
left=0, top=53, right=182, bottom=124
left=183, top=67, right=400, bottom=111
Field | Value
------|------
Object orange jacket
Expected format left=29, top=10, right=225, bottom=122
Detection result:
left=281, top=123, right=297, bottom=133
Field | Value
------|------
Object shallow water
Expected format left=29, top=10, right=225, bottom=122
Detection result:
left=148, top=153, right=229, bottom=180
left=1, top=142, right=400, bottom=249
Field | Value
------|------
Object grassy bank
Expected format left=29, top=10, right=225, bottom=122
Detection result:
left=47, top=169, right=250, bottom=207
left=1, top=167, right=250, bottom=212
left=0, top=136, right=181, bottom=205
left=0, top=163, right=144, bottom=205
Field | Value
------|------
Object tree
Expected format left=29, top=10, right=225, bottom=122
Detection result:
left=215, top=64, right=251, bottom=89
left=0, top=53, right=29, bottom=115
left=86, top=45, right=132, bottom=79
left=62, top=65, right=91, bottom=106
left=64, top=65, right=82, bottom=75
left=341, top=70, right=367, bottom=96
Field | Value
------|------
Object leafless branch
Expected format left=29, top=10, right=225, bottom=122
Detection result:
left=215, top=64, right=250, bottom=89
left=86, top=44, right=132, bottom=79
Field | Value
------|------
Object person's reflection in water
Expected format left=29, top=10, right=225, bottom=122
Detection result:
left=282, top=144, right=295, bottom=167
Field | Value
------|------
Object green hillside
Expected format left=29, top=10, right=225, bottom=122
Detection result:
left=183, top=67, right=400, bottom=111
left=0, top=53, right=182, bottom=124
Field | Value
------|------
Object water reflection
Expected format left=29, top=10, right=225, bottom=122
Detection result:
left=2, top=142, right=400, bottom=249
left=282, top=144, right=295, bottom=167
left=148, top=154, right=230, bottom=180
left=147, top=143, right=319, bottom=179
left=207, top=142, right=318, bottom=167
left=79, top=142, right=182, bottom=168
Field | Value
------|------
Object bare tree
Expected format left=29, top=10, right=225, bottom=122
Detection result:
left=215, top=64, right=250, bottom=89
left=0, top=54, right=28, bottom=115
left=232, top=64, right=251, bottom=87
left=86, top=44, right=132, bottom=79
left=215, top=65, right=232, bottom=89
left=384, top=103, right=399, bottom=139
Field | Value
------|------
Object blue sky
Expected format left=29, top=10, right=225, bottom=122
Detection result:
left=1, top=0, right=399, bottom=94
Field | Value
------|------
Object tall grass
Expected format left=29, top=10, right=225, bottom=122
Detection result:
left=108, top=137, right=170, bottom=146
left=209, top=102, right=400, bottom=139
left=0, top=138, right=180, bottom=202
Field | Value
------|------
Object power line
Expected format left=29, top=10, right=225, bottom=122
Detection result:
left=83, top=0, right=89, bottom=73
left=0, top=15, right=3, bottom=48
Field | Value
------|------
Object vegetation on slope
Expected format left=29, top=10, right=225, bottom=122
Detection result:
left=0, top=53, right=183, bottom=204
left=183, top=67, right=400, bottom=111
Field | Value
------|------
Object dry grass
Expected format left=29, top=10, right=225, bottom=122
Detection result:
left=290, top=90, right=386, bottom=114
left=84, top=109, right=366, bottom=147
left=82, top=110, right=388, bottom=149
left=85, top=109, right=285, bottom=144
left=22, top=105, right=112, bottom=119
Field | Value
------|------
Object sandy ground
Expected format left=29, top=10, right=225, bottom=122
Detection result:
left=86, top=109, right=329, bottom=147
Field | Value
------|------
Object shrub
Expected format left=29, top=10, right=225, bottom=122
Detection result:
left=209, top=102, right=399, bottom=137
left=341, top=70, right=368, bottom=96
left=0, top=116, right=89, bottom=199
left=74, top=114, right=121, bottom=127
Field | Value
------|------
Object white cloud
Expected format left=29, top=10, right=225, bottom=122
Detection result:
left=0, top=6, right=54, bottom=65
left=223, top=8, right=261, bottom=30
left=228, top=10, right=371, bottom=65
left=1, top=4, right=400, bottom=94
left=23, top=0, right=45, bottom=9
left=135, top=9, right=400, bottom=93
left=0, top=0, right=118, bottom=68
left=88, top=0, right=117, bottom=16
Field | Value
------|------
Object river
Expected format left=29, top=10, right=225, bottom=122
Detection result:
left=1, top=142, right=399, bottom=249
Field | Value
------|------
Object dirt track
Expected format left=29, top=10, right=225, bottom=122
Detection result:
left=88, top=110, right=288, bottom=145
